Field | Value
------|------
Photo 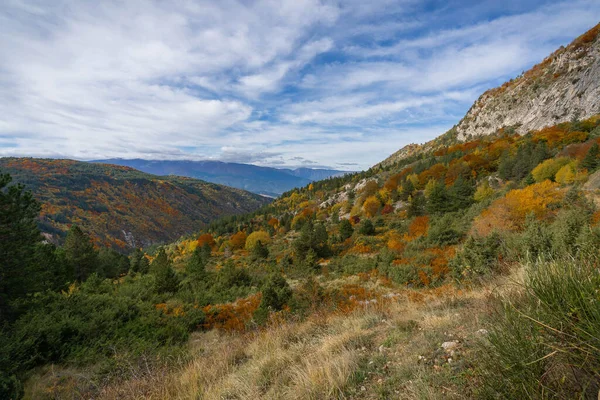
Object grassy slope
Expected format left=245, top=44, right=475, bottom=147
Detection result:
left=0, top=157, right=270, bottom=249
left=64, top=273, right=510, bottom=400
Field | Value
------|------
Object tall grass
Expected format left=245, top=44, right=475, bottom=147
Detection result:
left=478, top=256, right=600, bottom=399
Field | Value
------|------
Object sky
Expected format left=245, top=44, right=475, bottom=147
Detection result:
left=0, top=1, right=599, bottom=171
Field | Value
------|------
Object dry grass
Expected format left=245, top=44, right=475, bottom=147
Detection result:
left=31, top=271, right=523, bottom=399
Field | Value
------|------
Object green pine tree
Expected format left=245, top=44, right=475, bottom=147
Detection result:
left=252, top=240, right=269, bottom=259
left=358, top=219, right=375, bottom=235
left=581, top=142, right=600, bottom=171
left=407, top=192, right=425, bottom=217
left=0, top=172, right=42, bottom=319
left=150, top=248, right=179, bottom=294
left=64, top=225, right=98, bottom=282
left=339, top=219, right=354, bottom=241
left=426, top=181, right=449, bottom=214
left=400, top=179, right=415, bottom=201
left=448, top=176, right=475, bottom=211
left=187, top=245, right=210, bottom=280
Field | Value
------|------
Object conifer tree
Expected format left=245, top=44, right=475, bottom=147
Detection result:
left=187, top=245, right=209, bottom=280
left=407, top=192, right=425, bottom=217
left=581, top=142, right=600, bottom=171
left=130, top=248, right=149, bottom=274
left=400, top=179, right=415, bottom=200
left=64, top=225, right=98, bottom=282
left=448, top=176, right=475, bottom=211
left=150, top=248, right=179, bottom=294
left=252, top=240, right=269, bottom=259
left=426, top=181, right=449, bottom=214
left=339, top=219, right=354, bottom=241
left=0, top=172, right=42, bottom=319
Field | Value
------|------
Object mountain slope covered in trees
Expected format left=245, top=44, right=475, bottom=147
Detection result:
left=0, top=158, right=270, bottom=249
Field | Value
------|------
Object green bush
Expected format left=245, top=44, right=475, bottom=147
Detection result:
left=451, top=233, right=504, bottom=281
left=358, top=219, right=375, bottom=235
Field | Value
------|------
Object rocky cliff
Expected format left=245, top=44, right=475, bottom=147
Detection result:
left=455, top=23, right=600, bottom=140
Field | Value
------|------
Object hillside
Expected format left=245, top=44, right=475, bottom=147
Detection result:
left=0, top=158, right=270, bottom=249
left=381, top=22, right=600, bottom=167
left=93, top=159, right=350, bottom=197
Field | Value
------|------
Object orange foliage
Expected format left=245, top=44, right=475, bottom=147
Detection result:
left=387, top=234, right=405, bottom=253
left=418, top=270, right=430, bottom=286
left=384, top=174, right=401, bottom=192
left=559, top=139, right=600, bottom=160
left=592, top=211, right=600, bottom=227
left=572, top=23, right=600, bottom=50
left=472, top=180, right=564, bottom=235
left=532, top=125, right=588, bottom=149
left=406, top=216, right=429, bottom=240
left=428, top=247, right=455, bottom=278
left=445, top=160, right=471, bottom=185
left=197, top=233, right=216, bottom=248
left=267, top=217, right=279, bottom=228
left=336, top=284, right=380, bottom=314
left=418, top=163, right=447, bottom=186
left=203, top=293, right=262, bottom=332
left=381, top=204, right=394, bottom=215
left=349, top=244, right=373, bottom=254
left=229, top=231, right=247, bottom=250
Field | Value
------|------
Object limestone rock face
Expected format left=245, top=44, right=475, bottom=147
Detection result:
left=455, top=24, right=600, bottom=141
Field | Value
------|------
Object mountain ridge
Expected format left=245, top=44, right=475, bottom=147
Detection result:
left=92, top=159, right=351, bottom=197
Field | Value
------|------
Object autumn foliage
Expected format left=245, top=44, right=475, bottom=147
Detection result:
left=362, top=196, right=380, bottom=217
left=197, top=233, right=216, bottom=249
left=203, top=293, right=262, bottom=332
left=472, top=180, right=564, bottom=236
left=229, top=231, right=248, bottom=250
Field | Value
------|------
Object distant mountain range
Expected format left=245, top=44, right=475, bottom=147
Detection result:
left=91, top=159, right=352, bottom=196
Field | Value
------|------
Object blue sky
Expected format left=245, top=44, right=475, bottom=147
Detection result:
left=0, top=0, right=598, bottom=170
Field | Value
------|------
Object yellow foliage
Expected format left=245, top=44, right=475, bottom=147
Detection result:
left=423, top=179, right=438, bottom=198
left=474, top=182, right=495, bottom=202
left=472, top=180, right=564, bottom=235
left=531, top=157, right=571, bottom=182
left=406, top=173, right=419, bottom=187
left=245, top=231, right=271, bottom=250
left=555, top=162, right=587, bottom=185
left=554, top=162, right=576, bottom=185
left=362, top=196, right=380, bottom=217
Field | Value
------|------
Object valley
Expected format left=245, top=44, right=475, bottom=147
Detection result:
left=1, top=10, right=600, bottom=400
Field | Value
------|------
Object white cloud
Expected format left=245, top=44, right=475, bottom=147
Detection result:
left=1, top=0, right=599, bottom=170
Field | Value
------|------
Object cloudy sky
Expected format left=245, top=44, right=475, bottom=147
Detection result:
left=0, top=0, right=599, bottom=170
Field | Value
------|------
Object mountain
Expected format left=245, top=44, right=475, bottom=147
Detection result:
left=381, top=22, right=600, bottom=167
left=0, top=157, right=270, bottom=249
left=91, top=159, right=350, bottom=197
left=287, top=167, right=349, bottom=181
